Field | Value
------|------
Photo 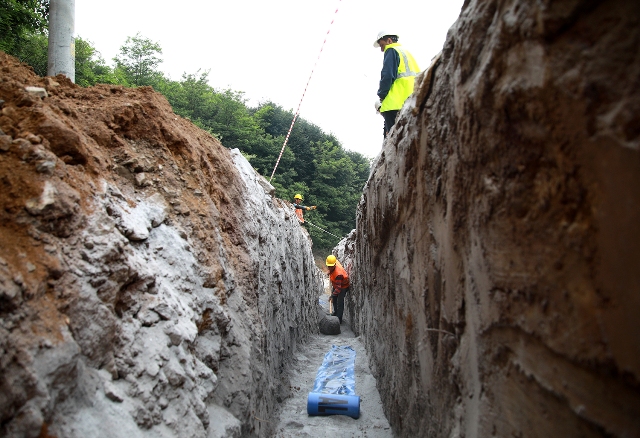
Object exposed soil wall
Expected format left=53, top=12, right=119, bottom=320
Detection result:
left=0, top=52, right=323, bottom=437
left=349, top=0, right=640, bottom=436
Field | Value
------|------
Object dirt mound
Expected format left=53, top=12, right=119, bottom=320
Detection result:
left=0, top=50, right=245, bottom=303
left=0, top=51, right=323, bottom=437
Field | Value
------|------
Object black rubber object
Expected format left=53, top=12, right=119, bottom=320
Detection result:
left=318, top=305, right=340, bottom=335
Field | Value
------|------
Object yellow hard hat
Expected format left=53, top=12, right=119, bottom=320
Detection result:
left=326, top=255, right=337, bottom=267
left=294, top=194, right=303, bottom=200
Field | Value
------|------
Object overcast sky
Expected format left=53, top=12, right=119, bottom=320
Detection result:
left=75, top=0, right=464, bottom=159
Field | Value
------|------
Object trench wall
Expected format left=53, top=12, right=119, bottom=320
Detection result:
left=348, top=0, right=640, bottom=436
left=0, top=52, right=323, bottom=438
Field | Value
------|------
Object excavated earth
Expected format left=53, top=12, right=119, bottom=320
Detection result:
left=0, top=50, right=334, bottom=437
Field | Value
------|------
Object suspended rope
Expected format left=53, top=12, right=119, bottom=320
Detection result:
left=269, top=0, right=342, bottom=183
left=305, top=220, right=343, bottom=240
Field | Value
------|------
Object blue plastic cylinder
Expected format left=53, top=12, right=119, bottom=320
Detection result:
left=307, top=392, right=361, bottom=419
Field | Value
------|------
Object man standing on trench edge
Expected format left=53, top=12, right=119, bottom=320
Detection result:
left=374, top=30, right=421, bottom=138
left=326, top=255, right=350, bottom=324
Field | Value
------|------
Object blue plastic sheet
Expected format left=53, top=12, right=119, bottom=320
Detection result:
left=307, top=345, right=360, bottom=418
left=312, top=345, right=356, bottom=395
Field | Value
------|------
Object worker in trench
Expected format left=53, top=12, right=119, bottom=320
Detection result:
left=373, top=30, right=421, bottom=138
left=326, top=255, right=350, bottom=324
left=293, top=193, right=316, bottom=223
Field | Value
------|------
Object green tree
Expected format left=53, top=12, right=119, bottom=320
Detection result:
left=5, top=33, right=123, bottom=87
left=0, top=0, right=49, bottom=54
left=75, top=37, right=121, bottom=86
left=158, top=70, right=215, bottom=122
left=9, top=32, right=48, bottom=76
left=113, top=33, right=163, bottom=87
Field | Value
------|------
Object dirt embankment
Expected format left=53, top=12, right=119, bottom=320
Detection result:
left=0, top=51, right=323, bottom=437
left=348, top=0, right=640, bottom=436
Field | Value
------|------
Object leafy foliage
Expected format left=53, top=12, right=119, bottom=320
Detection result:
left=113, top=33, right=163, bottom=87
left=0, top=0, right=49, bottom=54
left=8, top=31, right=48, bottom=76
left=75, top=37, right=123, bottom=86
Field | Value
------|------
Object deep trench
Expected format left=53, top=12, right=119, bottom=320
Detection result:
left=2, top=0, right=640, bottom=436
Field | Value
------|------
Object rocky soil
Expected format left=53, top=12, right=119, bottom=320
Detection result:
left=0, top=51, right=325, bottom=437
left=348, top=0, right=640, bottom=436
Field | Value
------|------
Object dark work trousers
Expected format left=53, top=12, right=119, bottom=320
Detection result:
left=332, top=287, right=349, bottom=323
left=382, top=110, right=399, bottom=138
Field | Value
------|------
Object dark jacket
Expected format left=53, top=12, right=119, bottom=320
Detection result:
left=377, top=48, right=400, bottom=101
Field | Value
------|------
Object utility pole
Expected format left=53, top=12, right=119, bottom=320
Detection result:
left=47, top=0, right=75, bottom=82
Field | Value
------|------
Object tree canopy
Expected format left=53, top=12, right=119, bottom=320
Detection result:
left=113, top=33, right=163, bottom=87
left=0, top=0, right=49, bottom=54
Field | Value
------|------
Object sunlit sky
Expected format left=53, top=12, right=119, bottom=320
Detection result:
left=75, top=0, right=465, bottom=159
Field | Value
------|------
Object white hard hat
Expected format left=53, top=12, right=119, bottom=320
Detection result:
left=373, top=30, right=398, bottom=48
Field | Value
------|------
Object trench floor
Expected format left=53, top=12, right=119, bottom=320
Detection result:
left=274, top=298, right=393, bottom=437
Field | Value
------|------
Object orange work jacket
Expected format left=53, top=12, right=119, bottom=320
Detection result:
left=329, top=260, right=350, bottom=294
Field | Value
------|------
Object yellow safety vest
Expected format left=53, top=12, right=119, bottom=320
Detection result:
left=380, top=43, right=420, bottom=112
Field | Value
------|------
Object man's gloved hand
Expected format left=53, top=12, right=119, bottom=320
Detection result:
left=311, top=206, right=317, bottom=210
left=306, top=207, right=311, bottom=210
left=374, top=98, right=381, bottom=113
left=332, top=288, right=340, bottom=296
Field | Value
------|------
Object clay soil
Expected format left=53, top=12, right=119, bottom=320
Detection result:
left=0, top=50, right=247, bottom=312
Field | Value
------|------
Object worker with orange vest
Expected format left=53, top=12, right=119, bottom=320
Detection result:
left=326, top=255, right=350, bottom=324
left=293, top=193, right=316, bottom=223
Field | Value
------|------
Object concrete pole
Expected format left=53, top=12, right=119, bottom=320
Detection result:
left=47, top=0, right=75, bottom=82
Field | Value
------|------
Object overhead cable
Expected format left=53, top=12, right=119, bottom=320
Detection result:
left=305, top=220, right=343, bottom=240
left=269, top=0, right=343, bottom=182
